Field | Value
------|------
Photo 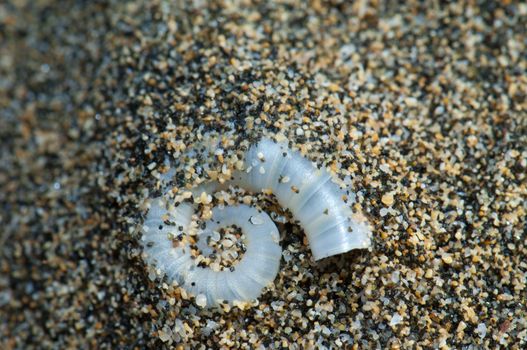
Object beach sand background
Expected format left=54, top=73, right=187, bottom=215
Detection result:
left=1, top=1, right=526, bottom=348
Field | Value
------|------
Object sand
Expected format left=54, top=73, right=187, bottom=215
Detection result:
left=1, top=0, right=526, bottom=349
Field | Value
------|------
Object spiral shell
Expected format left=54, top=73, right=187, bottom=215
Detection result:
left=142, top=138, right=371, bottom=307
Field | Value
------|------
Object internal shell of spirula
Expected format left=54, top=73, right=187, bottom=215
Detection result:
left=141, top=137, right=371, bottom=307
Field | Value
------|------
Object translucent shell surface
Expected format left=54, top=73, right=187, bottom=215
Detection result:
left=232, top=138, right=372, bottom=261
left=142, top=202, right=281, bottom=306
left=141, top=138, right=371, bottom=307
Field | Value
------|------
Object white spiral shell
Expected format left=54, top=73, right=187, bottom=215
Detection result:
left=142, top=138, right=371, bottom=307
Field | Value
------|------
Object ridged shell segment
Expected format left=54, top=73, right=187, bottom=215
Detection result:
left=232, top=138, right=371, bottom=260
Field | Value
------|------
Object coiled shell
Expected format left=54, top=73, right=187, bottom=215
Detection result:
left=142, top=138, right=371, bottom=306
